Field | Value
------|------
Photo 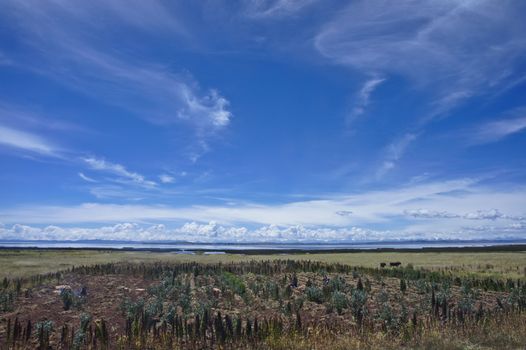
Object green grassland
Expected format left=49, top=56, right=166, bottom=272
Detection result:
left=1, top=250, right=526, bottom=349
left=1, top=249, right=525, bottom=279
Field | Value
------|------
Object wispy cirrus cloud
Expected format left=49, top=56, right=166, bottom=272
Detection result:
left=348, top=76, right=385, bottom=124
left=47, top=47, right=232, bottom=134
left=471, top=115, right=526, bottom=145
left=314, top=0, right=526, bottom=104
left=4, top=0, right=232, bottom=157
left=244, top=0, right=320, bottom=18
left=0, top=103, right=86, bottom=134
left=7, top=0, right=187, bottom=36
left=0, top=114, right=163, bottom=198
left=0, top=106, right=164, bottom=198
left=78, top=172, right=97, bottom=183
left=0, top=125, right=61, bottom=157
left=375, top=133, right=417, bottom=178
left=82, top=156, right=156, bottom=188
left=314, top=0, right=526, bottom=176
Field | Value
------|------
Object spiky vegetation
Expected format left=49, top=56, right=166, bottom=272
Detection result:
left=1, top=259, right=525, bottom=349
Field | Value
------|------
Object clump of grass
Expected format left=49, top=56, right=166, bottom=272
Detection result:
left=330, top=290, right=348, bottom=315
left=306, top=286, right=324, bottom=303
left=221, top=271, right=246, bottom=295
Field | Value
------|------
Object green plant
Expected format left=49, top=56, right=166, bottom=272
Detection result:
left=436, top=281, right=451, bottom=305
left=400, top=278, right=407, bottom=293
left=377, top=302, right=396, bottom=331
left=508, top=286, right=526, bottom=310
left=356, top=278, right=364, bottom=291
left=306, top=286, right=324, bottom=304
left=72, top=330, right=86, bottom=349
left=350, top=289, right=367, bottom=325
left=36, top=320, right=53, bottom=349
left=0, top=289, right=15, bottom=312
left=377, top=288, right=389, bottom=304
left=415, top=279, right=429, bottom=294
left=331, top=290, right=348, bottom=315
left=60, top=288, right=74, bottom=310
left=459, top=281, right=479, bottom=313
left=222, top=271, right=246, bottom=295
left=94, top=319, right=109, bottom=348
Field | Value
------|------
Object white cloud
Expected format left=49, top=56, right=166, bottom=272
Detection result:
left=315, top=0, right=526, bottom=170
left=404, top=208, right=526, bottom=221
left=404, top=209, right=459, bottom=219
left=1, top=220, right=525, bottom=242
left=375, top=133, right=417, bottom=178
left=159, top=174, right=175, bottom=184
left=87, top=185, right=151, bottom=201
left=78, top=172, right=97, bottom=183
left=0, top=103, right=86, bottom=133
left=83, top=156, right=156, bottom=187
left=464, top=209, right=503, bottom=221
left=0, top=125, right=60, bottom=157
left=472, top=115, right=526, bottom=144
left=4, top=1, right=232, bottom=156
left=1, top=178, right=525, bottom=242
left=49, top=47, right=232, bottom=136
left=94, top=0, right=185, bottom=33
left=244, top=0, right=319, bottom=18
left=2, top=174, right=526, bottom=242
left=463, top=209, right=515, bottom=221
left=348, top=77, right=385, bottom=123
left=314, top=0, right=526, bottom=106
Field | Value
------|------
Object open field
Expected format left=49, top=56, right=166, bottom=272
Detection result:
left=1, top=258, right=525, bottom=349
left=1, top=249, right=525, bottom=349
left=1, top=249, right=526, bottom=279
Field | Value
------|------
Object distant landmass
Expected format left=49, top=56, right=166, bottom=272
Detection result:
left=1, top=238, right=525, bottom=254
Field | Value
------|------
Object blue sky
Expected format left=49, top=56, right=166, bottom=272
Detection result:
left=1, top=0, right=526, bottom=242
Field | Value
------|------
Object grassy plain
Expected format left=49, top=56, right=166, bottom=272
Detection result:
left=1, top=249, right=526, bottom=349
left=1, top=249, right=525, bottom=279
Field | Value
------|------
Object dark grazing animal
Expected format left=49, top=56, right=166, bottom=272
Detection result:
left=389, top=262, right=402, bottom=267
left=380, top=262, right=386, bottom=268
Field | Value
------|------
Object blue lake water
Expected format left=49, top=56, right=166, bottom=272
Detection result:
left=0, top=239, right=524, bottom=251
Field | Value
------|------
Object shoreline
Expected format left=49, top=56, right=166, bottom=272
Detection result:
left=1, top=243, right=525, bottom=255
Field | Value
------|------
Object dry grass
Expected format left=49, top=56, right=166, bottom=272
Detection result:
left=1, top=249, right=525, bottom=279
left=263, top=312, right=526, bottom=350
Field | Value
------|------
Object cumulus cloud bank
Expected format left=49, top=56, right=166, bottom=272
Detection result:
left=1, top=178, right=525, bottom=242
left=1, top=221, right=525, bottom=243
